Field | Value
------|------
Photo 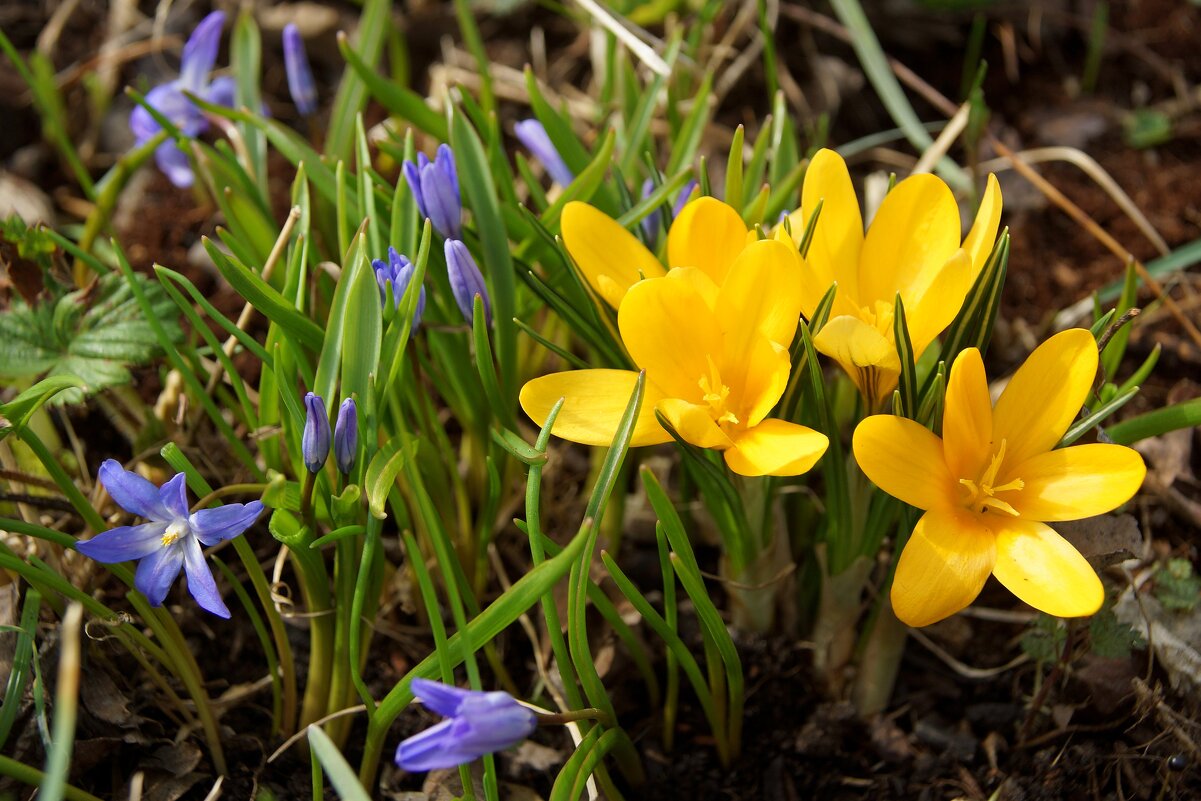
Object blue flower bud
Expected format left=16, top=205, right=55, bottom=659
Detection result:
left=395, top=679, right=538, bottom=771
left=403, top=145, right=461, bottom=239
left=640, top=178, right=661, bottom=247
left=514, top=119, right=573, bottom=186
left=445, top=239, right=491, bottom=327
left=283, top=24, right=317, bottom=117
left=333, top=398, right=357, bottom=475
left=302, top=392, right=330, bottom=473
left=673, top=179, right=699, bottom=217
left=372, top=247, right=426, bottom=329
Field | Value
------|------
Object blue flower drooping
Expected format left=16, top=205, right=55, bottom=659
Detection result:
left=76, top=460, right=263, bottom=618
left=395, top=679, right=538, bottom=771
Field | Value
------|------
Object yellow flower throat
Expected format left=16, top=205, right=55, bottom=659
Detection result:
left=161, top=520, right=186, bottom=548
left=698, top=356, right=740, bottom=429
left=958, top=439, right=1025, bottom=515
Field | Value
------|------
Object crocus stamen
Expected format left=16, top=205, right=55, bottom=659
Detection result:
left=698, top=357, right=739, bottom=427
left=958, top=439, right=1024, bottom=515
left=161, top=520, right=186, bottom=547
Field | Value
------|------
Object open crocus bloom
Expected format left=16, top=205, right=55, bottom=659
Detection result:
left=561, top=195, right=756, bottom=310
left=852, top=329, right=1146, bottom=627
left=521, top=217, right=829, bottom=477
left=790, top=148, right=1003, bottom=409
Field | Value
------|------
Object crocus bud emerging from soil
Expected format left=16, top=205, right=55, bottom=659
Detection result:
left=283, top=24, right=317, bottom=117
left=302, top=392, right=330, bottom=473
left=445, top=239, right=491, bottom=328
left=395, top=679, right=537, bottom=771
left=403, top=144, right=462, bottom=239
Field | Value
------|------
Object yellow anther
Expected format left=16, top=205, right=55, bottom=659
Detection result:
left=959, top=439, right=1024, bottom=516
left=160, top=521, right=186, bottom=548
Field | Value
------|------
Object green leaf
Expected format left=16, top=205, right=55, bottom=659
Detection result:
left=325, top=0, right=391, bottom=162
left=309, top=726, right=372, bottom=801
left=0, top=376, right=87, bottom=432
left=1154, top=559, right=1201, bottom=612
left=364, top=436, right=418, bottom=520
left=1105, top=396, right=1201, bottom=445
left=1019, top=614, right=1066, bottom=663
left=1089, top=606, right=1144, bottom=659
left=336, top=32, right=447, bottom=140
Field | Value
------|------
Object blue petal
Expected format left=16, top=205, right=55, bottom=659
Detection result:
left=422, top=163, right=461, bottom=240
left=99, top=460, right=169, bottom=521
left=189, top=501, right=263, bottom=546
left=155, top=140, right=195, bottom=188
left=143, top=82, right=207, bottom=137
left=402, top=161, right=426, bottom=221
left=411, top=678, right=471, bottom=717
left=204, top=75, right=238, bottom=109
left=134, top=543, right=184, bottom=606
left=182, top=536, right=229, bottom=618
left=179, top=10, right=225, bottom=92
left=76, top=522, right=166, bottom=563
left=454, top=698, right=538, bottom=751
left=129, top=103, right=161, bottom=144
left=158, top=473, right=190, bottom=520
left=395, top=720, right=479, bottom=771
left=436, top=143, right=458, bottom=200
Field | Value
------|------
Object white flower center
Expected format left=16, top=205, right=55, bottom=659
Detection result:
left=161, top=520, right=187, bottom=548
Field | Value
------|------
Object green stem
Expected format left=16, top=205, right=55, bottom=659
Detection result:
left=0, top=754, right=103, bottom=801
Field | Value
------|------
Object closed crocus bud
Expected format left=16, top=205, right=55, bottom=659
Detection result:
left=514, top=119, right=573, bottom=186
left=372, top=247, right=427, bottom=329
left=302, top=392, right=330, bottom=473
left=396, top=679, right=538, bottom=771
left=282, top=24, right=317, bottom=117
left=445, top=239, right=491, bottom=327
left=403, top=144, right=461, bottom=239
left=333, top=398, right=357, bottom=475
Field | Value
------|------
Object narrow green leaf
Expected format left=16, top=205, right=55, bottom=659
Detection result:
left=309, top=726, right=372, bottom=801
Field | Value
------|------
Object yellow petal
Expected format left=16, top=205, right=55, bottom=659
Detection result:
left=562, top=201, right=665, bottom=308
left=901, top=248, right=972, bottom=355
left=717, top=238, right=805, bottom=348
left=665, top=266, right=720, bottom=312
left=941, top=347, right=993, bottom=481
left=858, top=174, right=960, bottom=308
left=962, top=174, right=1003, bottom=280
left=853, top=415, right=958, bottom=511
left=668, top=196, right=749, bottom=285
left=724, top=419, right=829, bottom=477
left=657, top=399, right=733, bottom=449
left=519, top=369, right=669, bottom=447
left=618, top=275, right=721, bottom=400
left=726, top=335, right=791, bottom=428
left=797, top=148, right=864, bottom=312
left=1006, top=443, right=1146, bottom=521
left=813, top=315, right=901, bottom=406
left=993, top=328, right=1097, bottom=466
left=991, top=518, right=1103, bottom=618
left=891, top=508, right=996, bottom=627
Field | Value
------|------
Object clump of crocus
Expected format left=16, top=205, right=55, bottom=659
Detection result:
left=302, top=392, right=331, bottom=473
left=334, top=398, right=358, bottom=475
left=521, top=197, right=828, bottom=477
left=282, top=24, right=317, bottom=117
left=853, top=329, right=1146, bottom=626
left=792, top=148, right=1003, bottom=409
left=445, top=239, right=491, bottom=327
left=372, top=247, right=426, bottom=329
left=76, top=460, right=263, bottom=618
left=395, top=679, right=537, bottom=771
left=129, top=10, right=236, bottom=187
left=514, top=119, right=573, bottom=186
left=404, top=145, right=462, bottom=240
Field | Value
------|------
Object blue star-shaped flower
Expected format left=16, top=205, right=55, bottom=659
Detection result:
left=76, top=459, right=263, bottom=618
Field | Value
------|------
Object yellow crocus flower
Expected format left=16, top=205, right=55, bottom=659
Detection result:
left=561, top=195, right=756, bottom=308
left=789, top=148, right=1003, bottom=408
left=852, top=329, right=1146, bottom=627
left=521, top=200, right=828, bottom=477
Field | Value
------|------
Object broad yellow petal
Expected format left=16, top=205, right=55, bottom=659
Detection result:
left=991, top=518, right=1103, bottom=618
left=993, top=329, right=1097, bottom=466
left=962, top=174, right=1003, bottom=280
left=797, top=148, right=864, bottom=313
left=562, top=201, right=665, bottom=308
left=813, top=315, right=901, bottom=406
left=657, top=399, right=733, bottom=449
left=1006, top=443, right=1145, bottom=522
left=901, top=249, right=972, bottom=355
left=853, top=415, right=958, bottom=511
left=717, top=238, right=805, bottom=348
left=891, top=508, right=996, bottom=627
left=665, top=266, right=720, bottom=312
left=619, top=276, right=721, bottom=400
left=519, top=369, right=669, bottom=447
left=942, top=347, right=993, bottom=481
left=725, top=334, right=791, bottom=428
left=724, top=419, right=829, bottom=477
left=667, top=196, right=749, bottom=285
left=858, top=174, right=960, bottom=308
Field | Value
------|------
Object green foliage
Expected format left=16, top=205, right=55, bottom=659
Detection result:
left=1155, top=559, right=1201, bottom=611
left=1, top=216, right=57, bottom=268
left=0, top=272, right=181, bottom=404
left=1020, top=614, right=1067, bottom=663
left=1088, top=605, right=1145, bottom=659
